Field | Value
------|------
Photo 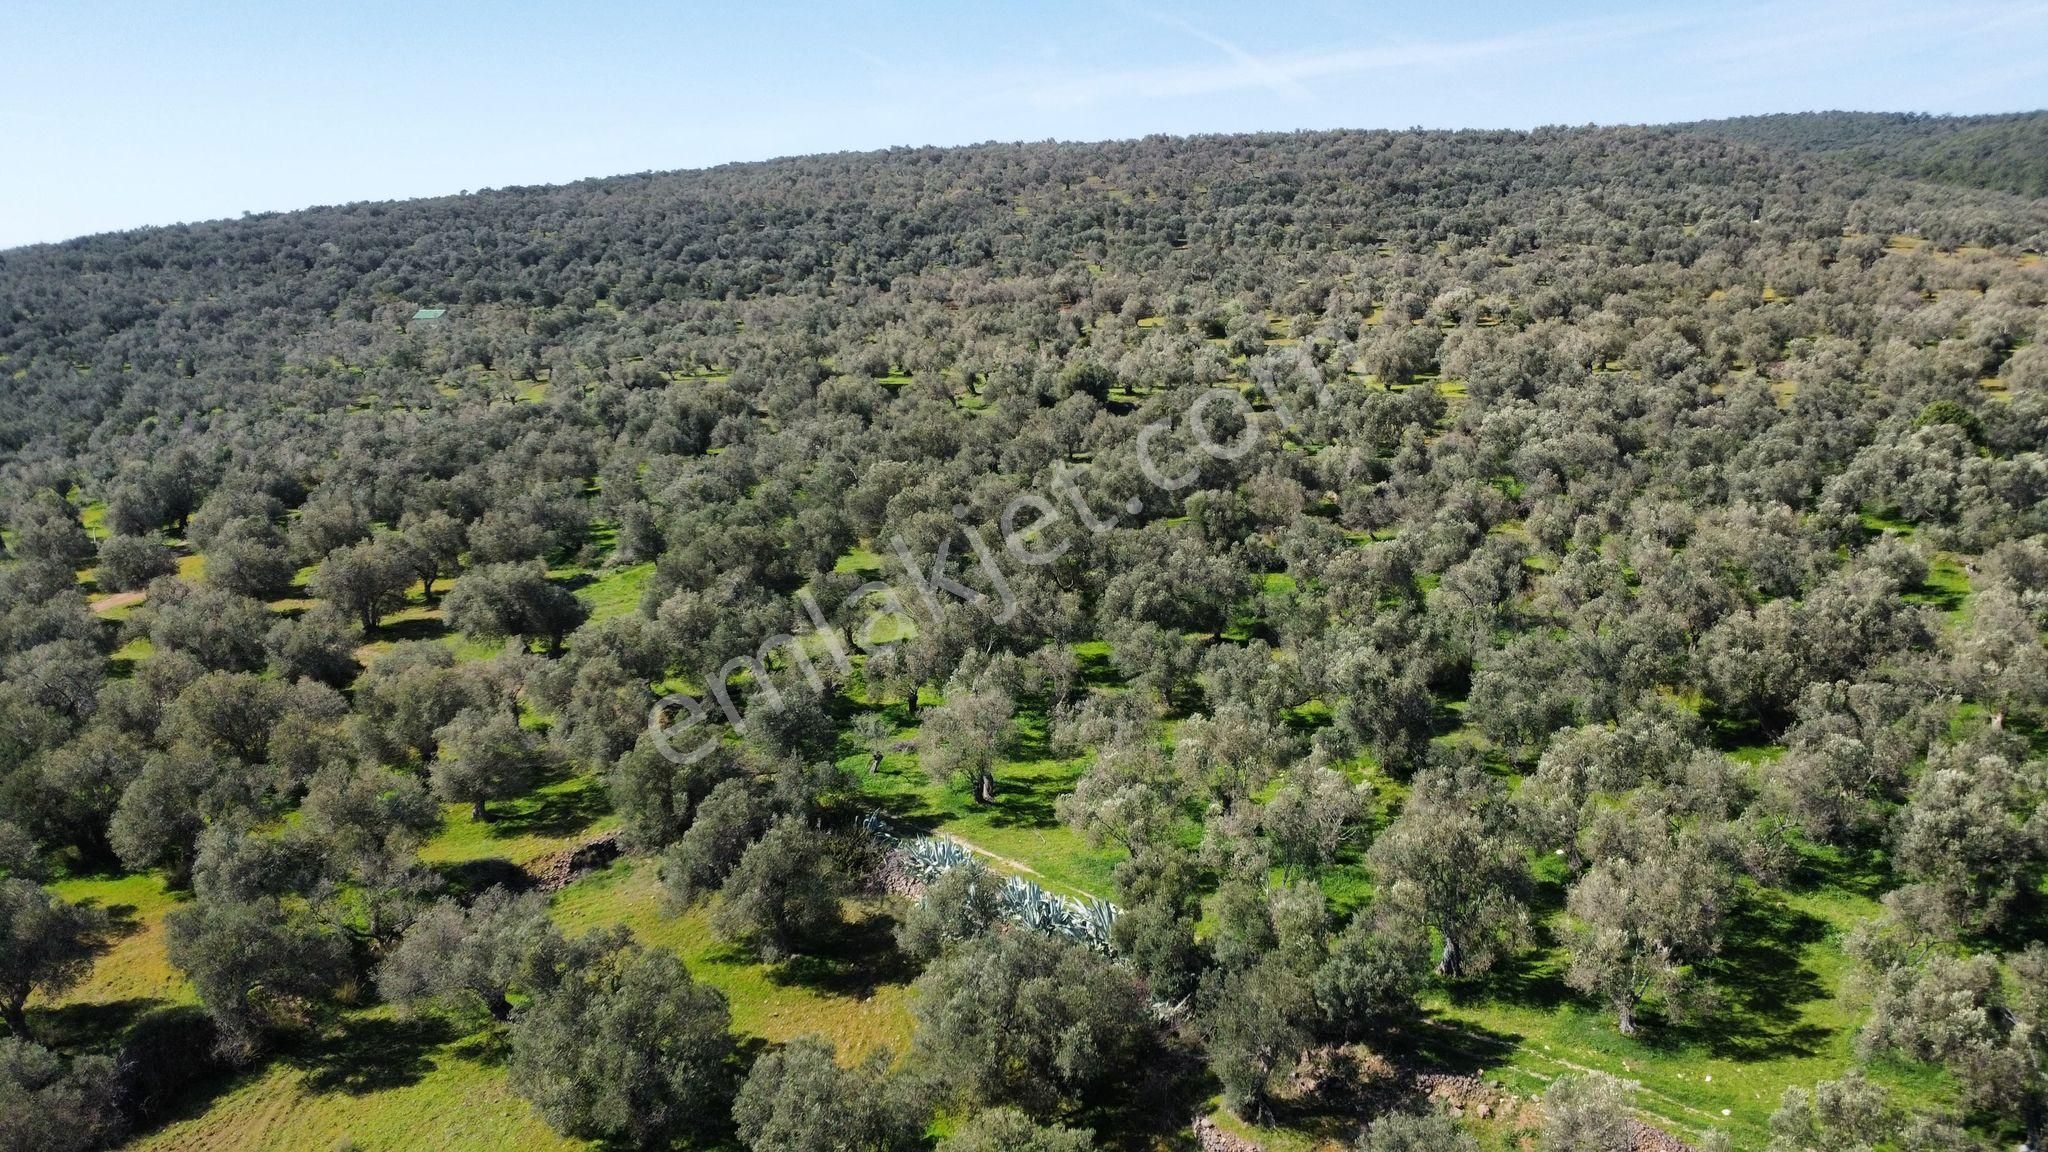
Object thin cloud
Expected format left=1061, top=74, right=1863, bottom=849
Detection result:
left=1143, top=10, right=1314, bottom=103
left=1010, top=12, right=1684, bottom=111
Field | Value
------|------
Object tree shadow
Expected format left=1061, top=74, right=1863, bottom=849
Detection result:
left=767, top=909, right=917, bottom=997
left=447, top=1024, right=512, bottom=1069
left=295, top=1013, right=455, bottom=1096
left=982, top=766, right=1075, bottom=829
left=374, top=614, right=453, bottom=644
left=1788, top=842, right=1890, bottom=903
left=77, top=898, right=145, bottom=938
left=1454, top=930, right=1576, bottom=1015
left=1390, top=1015, right=1524, bottom=1078
left=113, top=1005, right=237, bottom=1133
left=1075, top=645, right=1126, bottom=689
left=1085, top=1034, right=1214, bottom=1151
left=434, top=857, right=534, bottom=900
left=31, top=995, right=167, bottom=1053
left=489, top=774, right=610, bottom=841
left=1666, top=891, right=1832, bottom=1060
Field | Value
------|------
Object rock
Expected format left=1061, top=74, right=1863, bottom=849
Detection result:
left=525, top=832, right=620, bottom=892
left=1191, top=1116, right=1265, bottom=1152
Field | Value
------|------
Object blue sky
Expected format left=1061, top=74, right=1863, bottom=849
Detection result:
left=3, top=0, right=2045, bottom=249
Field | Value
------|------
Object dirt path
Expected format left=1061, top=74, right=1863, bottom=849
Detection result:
left=942, top=834, right=1054, bottom=885
left=89, top=589, right=144, bottom=614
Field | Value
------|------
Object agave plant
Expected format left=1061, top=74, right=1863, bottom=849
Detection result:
left=905, top=836, right=970, bottom=880
left=1072, top=896, right=1120, bottom=954
left=859, top=811, right=897, bottom=841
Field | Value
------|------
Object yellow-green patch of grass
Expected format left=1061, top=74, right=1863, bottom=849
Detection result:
left=855, top=734, right=1122, bottom=900
left=177, top=553, right=206, bottom=581
left=548, top=858, right=915, bottom=1063
left=126, top=1006, right=583, bottom=1152
left=572, top=561, right=653, bottom=624
left=39, top=872, right=191, bottom=1022
left=1427, top=876, right=1947, bottom=1151
left=835, top=546, right=886, bottom=575
left=418, top=773, right=616, bottom=871
left=110, top=634, right=154, bottom=677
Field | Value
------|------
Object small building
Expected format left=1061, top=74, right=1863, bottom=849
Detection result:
left=410, top=307, right=447, bottom=325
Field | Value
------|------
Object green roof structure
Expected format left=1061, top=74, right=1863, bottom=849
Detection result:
left=411, top=307, right=446, bottom=321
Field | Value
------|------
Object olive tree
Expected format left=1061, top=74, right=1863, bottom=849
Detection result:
left=430, top=708, right=548, bottom=822
left=508, top=944, right=737, bottom=1149
left=733, top=1034, right=927, bottom=1152
left=309, top=535, right=414, bottom=632
left=378, top=887, right=565, bottom=1020
left=1366, top=762, right=1529, bottom=979
left=909, top=931, right=1152, bottom=1116
left=712, top=816, right=846, bottom=962
left=918, top=682, right=1013, bottom=803
left=0, top=880, right=105, bottom=1036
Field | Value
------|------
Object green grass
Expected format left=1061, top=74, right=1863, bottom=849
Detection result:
left=35, top=871, right=192, bottom=1045
left=126, top=1006, right=585, bottom=1152
left=1419, top=870, right=1953, bottom=1151
left=571, top=561, right=653, bottom=623
left=852, top=710, right=1124, bottom=901
left=1906, top=552, right=1972, bottom=622
left=417, top=772, right=617, bottom=872
left=834, top=546, right=885, bottom=575
left=548, top=857, right=916, bottom=1063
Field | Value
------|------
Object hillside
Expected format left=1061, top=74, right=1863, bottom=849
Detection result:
left=0, top=121, right=2045, bottom=1152
left=1680, top=110, right=2048, bottom=198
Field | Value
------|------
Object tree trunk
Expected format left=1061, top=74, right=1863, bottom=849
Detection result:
left=1616, top=997, right=1638, bottom=1036
left=867, top=751, right=884, bottom=776
left=488, top=992, right=513, bottom=1021
left=471, top=798, right=490, bottom=823
left=1436, top=934, right=1462, bottom=979
left=419, top=571, right=438, bottom=606
left=2, top=995, right=26, bottom=1038
left=361, top=604, right=377, bottom=633
left=975, top=768, right=997, bottom=804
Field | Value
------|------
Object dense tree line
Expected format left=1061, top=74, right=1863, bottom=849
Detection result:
left=0, top=116, right=2044, bottom=1148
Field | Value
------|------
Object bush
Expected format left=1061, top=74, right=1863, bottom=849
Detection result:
left=93, top=534, right=176, bottom=592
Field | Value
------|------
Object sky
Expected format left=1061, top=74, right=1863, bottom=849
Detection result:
left=3, top=0, right=2046, bottom=250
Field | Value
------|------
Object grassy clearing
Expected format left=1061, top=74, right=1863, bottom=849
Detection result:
left=1423, top=866, right=1949, bottom=1150
left=126, top=1006, right=584, bottom=1152
left=852, top=700, right=1124, bottom=900
left=570, top=561, right=653, bottom=624
left=548, top=857, right=916, bottom=1063
left=835, top=545, right=886, bottom=575
left=417, top=771, right=616, bottom=872
left=34, top=871, right=192, bottom=1053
